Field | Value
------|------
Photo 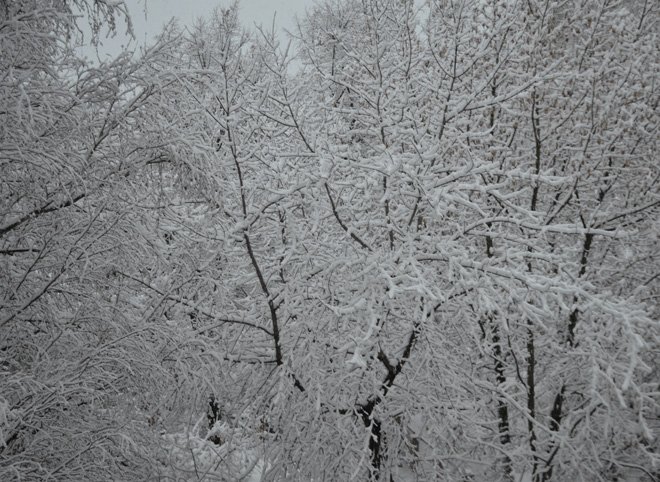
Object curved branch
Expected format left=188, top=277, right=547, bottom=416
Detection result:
left=324, top=182, right=372, bottom=251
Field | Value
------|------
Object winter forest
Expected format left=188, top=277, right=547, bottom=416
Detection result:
left=1, top=0, right=659, bottom=480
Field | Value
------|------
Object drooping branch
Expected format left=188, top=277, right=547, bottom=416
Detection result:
left=0, top=192, right=86, bottom=239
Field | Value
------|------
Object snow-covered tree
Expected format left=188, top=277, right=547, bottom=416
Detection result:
left=2, top=0, right=657, bottom=480
left=0, top=2, right=188, bottom=478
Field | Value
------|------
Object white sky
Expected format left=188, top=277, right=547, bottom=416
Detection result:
left=83, top=0, right=314, bottom=60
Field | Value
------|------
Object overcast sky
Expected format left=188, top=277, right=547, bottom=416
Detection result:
left=83, top=0, right=313, bottom=60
